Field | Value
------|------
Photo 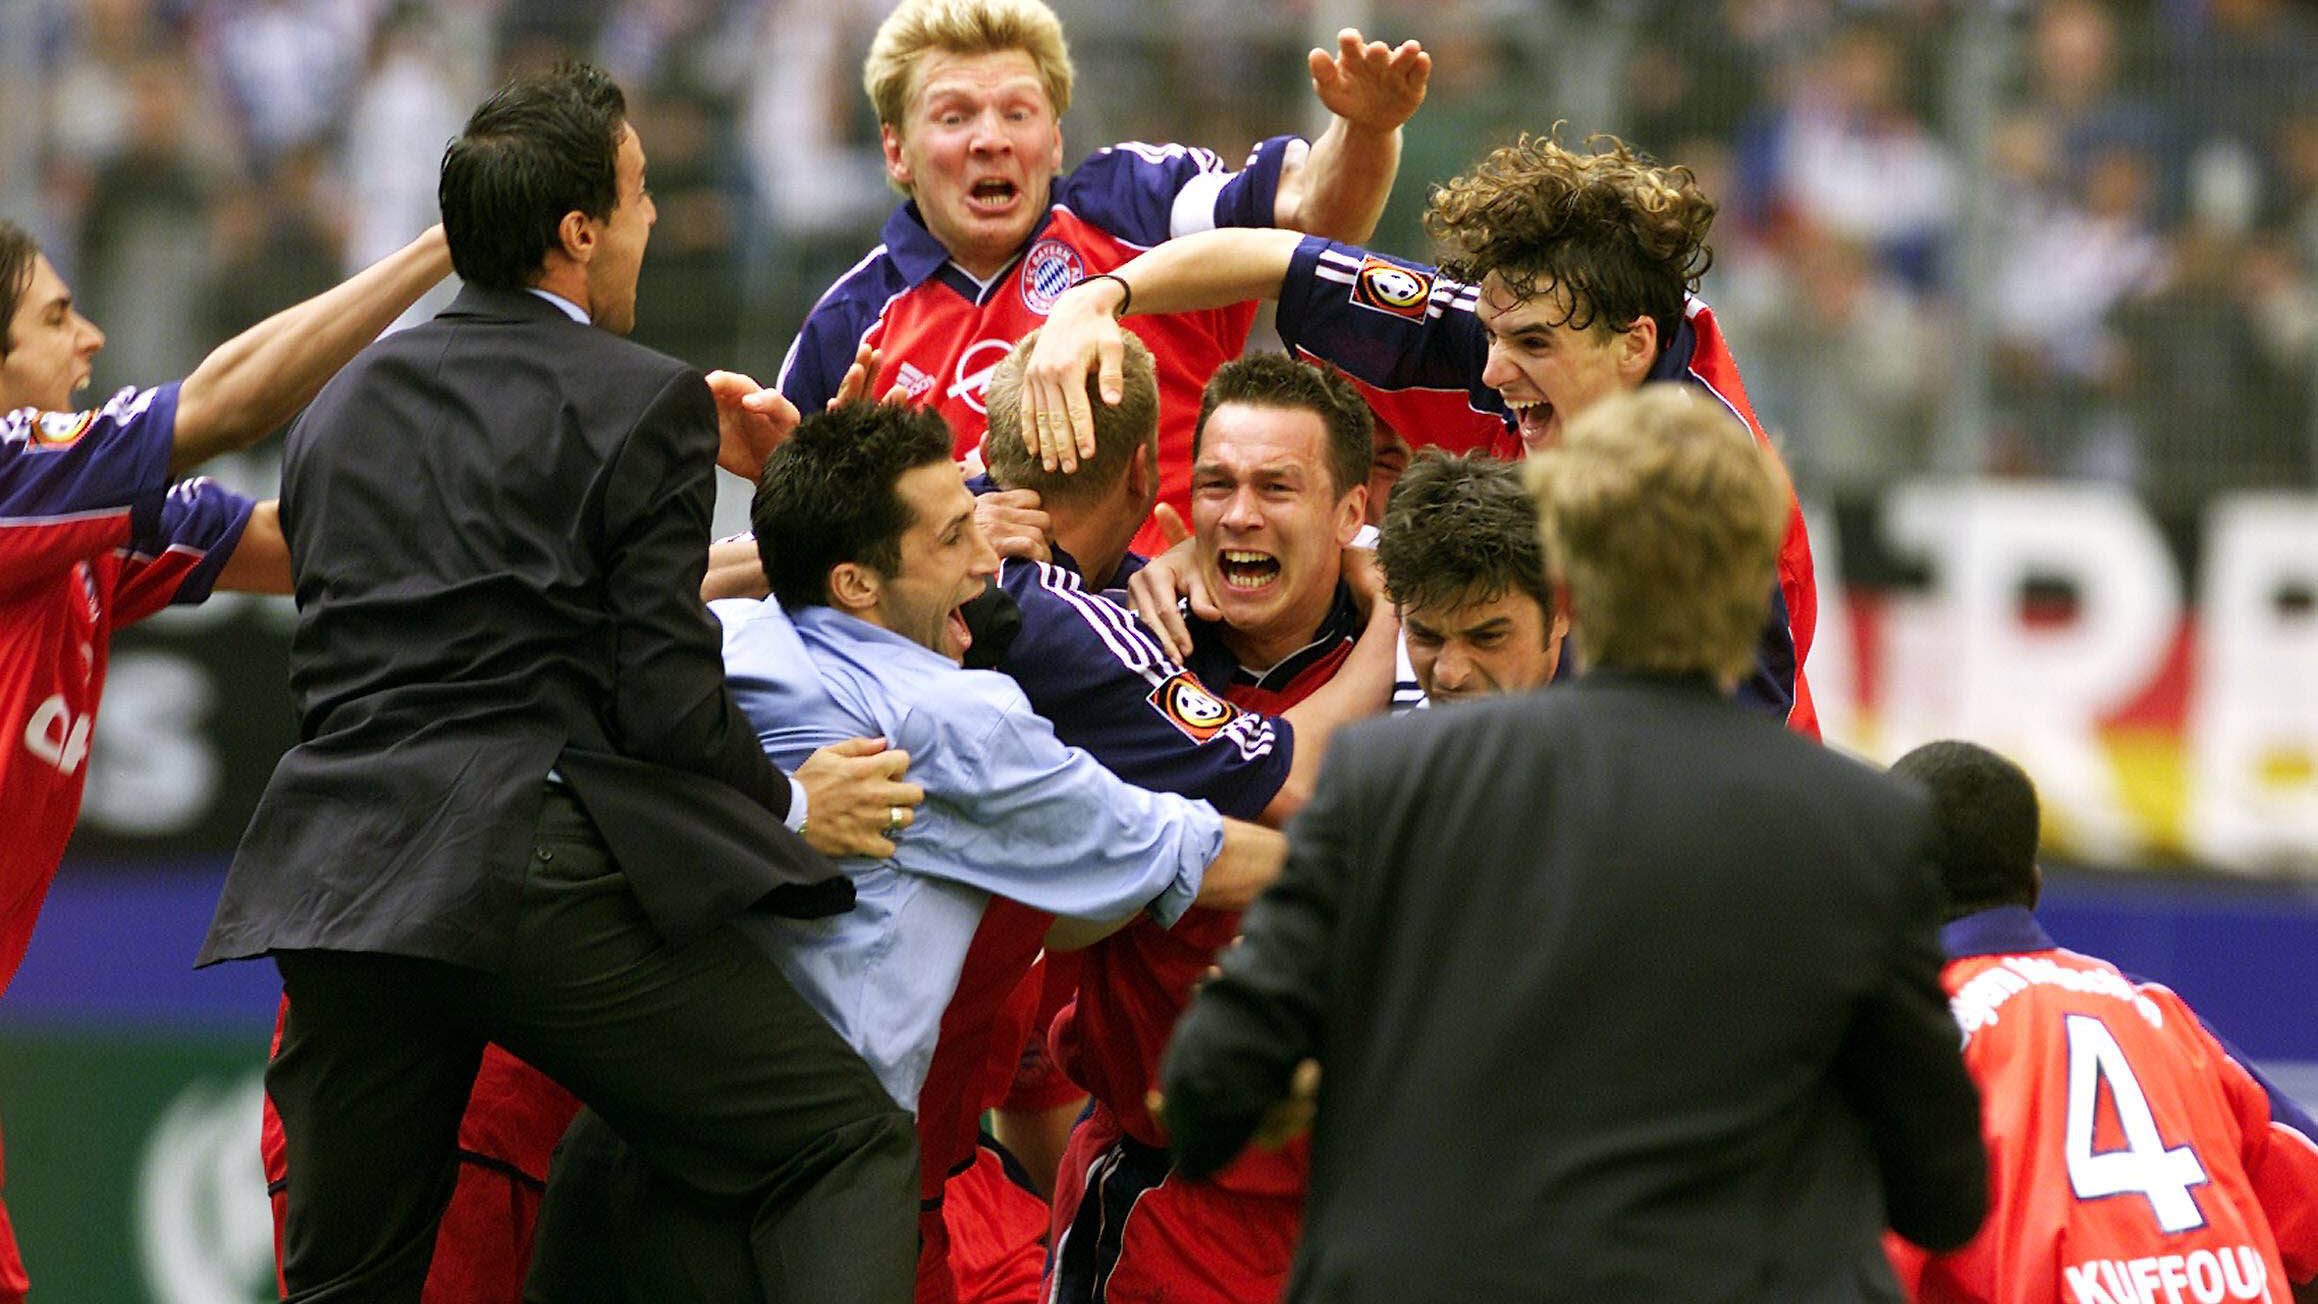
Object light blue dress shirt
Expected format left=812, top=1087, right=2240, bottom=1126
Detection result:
left=713, top=598, right=1223, bottom=1111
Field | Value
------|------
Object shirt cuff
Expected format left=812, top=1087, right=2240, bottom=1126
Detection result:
left=785, top=776, right=810, bottom=832
left=1145, top=802, right=1226, bottom=929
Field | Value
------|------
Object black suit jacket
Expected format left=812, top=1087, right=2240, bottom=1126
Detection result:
left=1162, top=670, right=1986, bottom=1303
left=201, top=286, right=844, bottom=971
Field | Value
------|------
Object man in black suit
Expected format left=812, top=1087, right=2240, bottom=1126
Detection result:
left=199, top=63, right=922, bottom=1303
left=1160, top=384, right=1989, bottom=1302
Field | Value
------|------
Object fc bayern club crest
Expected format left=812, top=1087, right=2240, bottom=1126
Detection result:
left=1020, top=239, right=1086, bottom=314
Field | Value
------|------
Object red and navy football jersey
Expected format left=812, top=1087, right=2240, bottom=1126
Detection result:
left=778, top=137, right=1297, bottom=557
left=909, top=550, right=1298, bottom=1303
left=996, top=554, right=1291, bottom=822
left=1054, top=585, right=1362, bottom=1153
left=0, top=384, right=253, bottom=994
left=1887, top=907, right=2318, bottom=1304
left=1274, top=235, right=1822, bottom=738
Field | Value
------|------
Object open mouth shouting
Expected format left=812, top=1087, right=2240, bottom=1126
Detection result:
left=968, top=178, right=1020, bottom=215
left=1508, top=399, right=1556, bottom=449
left=1218, top=549, right=1282, bottom=592
left=946, top=601, right=974, bottom=656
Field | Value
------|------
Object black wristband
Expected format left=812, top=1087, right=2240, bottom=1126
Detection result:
left=1084, top=272, right=1133, bottom=317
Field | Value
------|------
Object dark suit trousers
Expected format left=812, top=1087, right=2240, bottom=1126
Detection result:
left=266, top=787, right=918, bottom=1304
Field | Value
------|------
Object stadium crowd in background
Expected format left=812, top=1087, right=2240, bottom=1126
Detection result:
left=10, top=0, right=2313, bottom=508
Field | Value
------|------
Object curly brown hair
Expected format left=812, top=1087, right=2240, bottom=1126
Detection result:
left=1423, top=131, right=1716, bottom=352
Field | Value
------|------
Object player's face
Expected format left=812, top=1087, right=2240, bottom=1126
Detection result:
left=584, top=123, right=655, bottom=336
left=1403, top=588, right=1565, bottom=704
left=1474, top=273, right=1655, bottom=453
left=1364, top=420, right=1410, bottom=526
left=882, top=49, right=1064, bottom=282
left=0, top=255, right=106, bottom=413
left=1191, top=402, right=1366, bottom=659
left=875, top=460, right=1001, bottom=663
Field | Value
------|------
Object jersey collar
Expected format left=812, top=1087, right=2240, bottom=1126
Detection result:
left=1645, top=311, right=1699, bottom=385
left=881, top=197, right=1062, bottom=297
left=1942, top=905, right=2056, bottom=960
left=1184, top=582, right=1361, bottom=693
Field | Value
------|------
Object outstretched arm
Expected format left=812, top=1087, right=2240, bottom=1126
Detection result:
left=171, top=226, right=451, bottom=474
left=1271, top=29, right=1429, bottom=242
left=1022, top=228, right=1305, bottom=470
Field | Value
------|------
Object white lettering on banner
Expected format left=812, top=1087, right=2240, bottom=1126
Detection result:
left=1879, top=481, right=2183, bottom=861
left=2066, top=1248, right=2269, bottom=1304
left=2190, top=496, right=2318, bottom=870
left=137, top=1072, right=276, bottom=1304
left=23, top=693, right=93, bottom=775
left=945, top=338, right=1015, bottom=414
left=81, top=654, right=216, bottom=835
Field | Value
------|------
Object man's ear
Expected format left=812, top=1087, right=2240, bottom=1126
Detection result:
left=828, top=561, right=881, bottom=615
left=1333, top=483, right=1369, bottom=546
left=555, top=208, right=597, bottom=265
left=1125, top=440, right=1159, bottom=509
left=1615, top=315, right=1659, bottom=386
left=881, top=124, right=912, bottom=189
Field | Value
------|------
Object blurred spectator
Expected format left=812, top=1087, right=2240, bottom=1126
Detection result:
left=629, top=88, right=743, bottom=369
left=2109, top=224, right=2314, bottom=505
left=204, top=142, right=344, bottom=342
left=77, top=52, right=215, bottom=390
left=1733, top=18, right=1957, bottom=289
left=1987, top=116, right=2166, bottom=479
left=1719, top=217, right=1939, bottom=498
left=340, top=0, right=476, bottom=330
left=197, top=0, right=372, bottom=167
left=2163, top=0, right=2318, bottom=210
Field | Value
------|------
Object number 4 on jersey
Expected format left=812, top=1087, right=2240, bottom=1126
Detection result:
left=2064, top=1013, right=2210, bottom=1233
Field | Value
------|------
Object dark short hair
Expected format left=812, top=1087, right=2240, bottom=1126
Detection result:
left=1192, top=353, right=1372, bottom=498
left=0, top=221, right=41, bottom=360
left=753, top=400, right=957, bottom=611
left=1378, top=452, right=1552, bottom=622
left=983, top=328, right=1160, bottom=506
left=1890, top=740, right=2042, bottom=920
left=439, top=61, right=627, bottom=290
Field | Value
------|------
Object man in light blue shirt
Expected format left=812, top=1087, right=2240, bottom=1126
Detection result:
left=719, top=399, right=1288, bottom=1111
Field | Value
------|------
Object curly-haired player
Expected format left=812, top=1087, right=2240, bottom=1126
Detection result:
left=1019, top=131, right=1824, bottom=737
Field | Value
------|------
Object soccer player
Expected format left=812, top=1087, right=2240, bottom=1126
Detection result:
left=1884, top=740, right=2318, bottom=1304
left=1018, top=132, right=1822, bottom=734
left=1373, top=450, right=1567, bottom=705
left=776, top=0, right=1427, bottom=555
left=1046, top=352, right=1375, bottom=1304
left=0, top=217, right=451, bottom=1302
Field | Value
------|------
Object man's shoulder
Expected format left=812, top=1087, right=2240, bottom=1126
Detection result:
left=797, top=243, right=913, bottom=330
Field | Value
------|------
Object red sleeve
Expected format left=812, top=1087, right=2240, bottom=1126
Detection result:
left=2209, top=1025, right=2318, bottom=1282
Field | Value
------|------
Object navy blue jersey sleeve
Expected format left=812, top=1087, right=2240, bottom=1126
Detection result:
left=776, top=258, right=907, bottom=418
left=998, top=558, right=1292, bottom=820
left=1, top=384, right=178, bottom=592
left=1731, top=582, right=1799, bottom=723
left=1274, top=237, right=1503, bottom=416
left=1057, top=136, right=1299, bottom=248
left=115, top=475, right=256, bottom=622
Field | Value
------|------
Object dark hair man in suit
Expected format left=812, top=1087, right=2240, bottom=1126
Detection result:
left=1374, top=450, right=1567, bottom=704
left=197, top=63, right=922, bottom=1304
left=1160, top=383, right=1988, bottom=1302
left=1882, top=741, right=2318, bottom=1304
